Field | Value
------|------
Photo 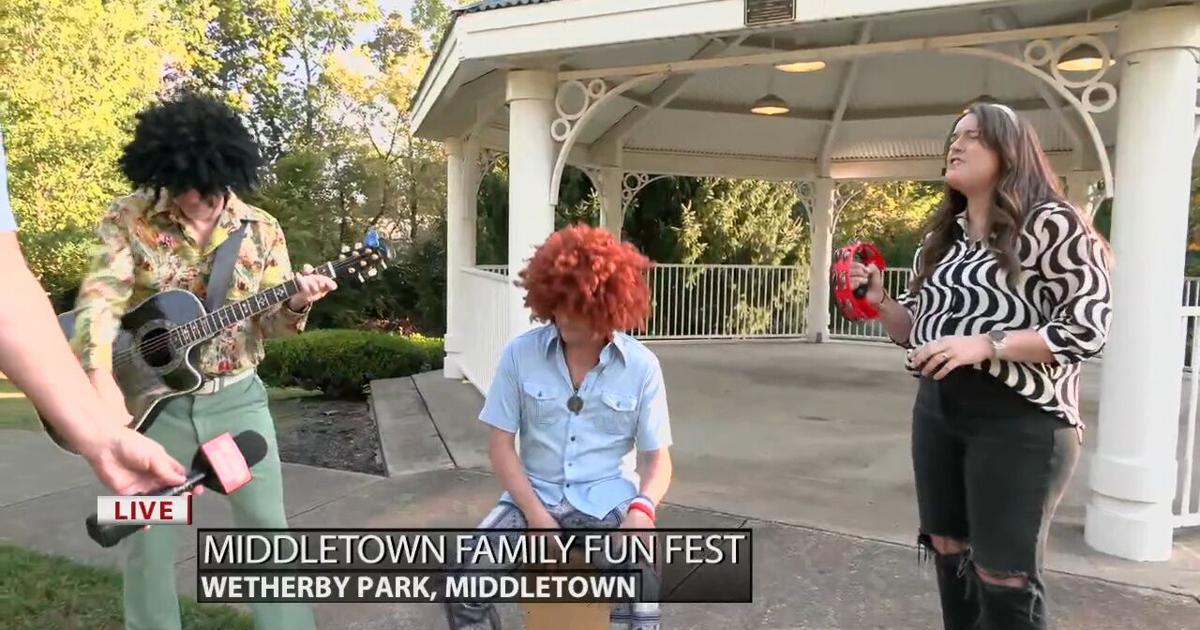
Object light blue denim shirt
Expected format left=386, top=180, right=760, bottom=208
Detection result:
left=0, top=127, right=16, bottom=232
left=480, top=324, right=672, bottom=519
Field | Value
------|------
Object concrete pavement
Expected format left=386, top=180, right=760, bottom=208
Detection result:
left=1, top=340, right=1198, bottom=628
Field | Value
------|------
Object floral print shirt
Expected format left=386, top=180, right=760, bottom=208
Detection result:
left=71, top=189, right=309, bottom=376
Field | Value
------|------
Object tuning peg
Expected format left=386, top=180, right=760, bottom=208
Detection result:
left=367, top=268, right=378, bottom=278
left=379, top=261, right=388, bottom=270
left=355, top=242, right=363, bottom=250
left=371, top=254, right=379, bottom=261
left=359, top=260, right=367, bottom=267
left=341, top=245, right=351, bottom=254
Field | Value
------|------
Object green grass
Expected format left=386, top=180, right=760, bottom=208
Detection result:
left=0, top=544, right=252, bottom=630
left=0, top=383, right=321, bottom=433
left=0, top=380, right=40, bottom=431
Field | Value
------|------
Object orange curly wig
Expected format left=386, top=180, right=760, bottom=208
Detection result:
left=517, top=224, right=653, bottom=335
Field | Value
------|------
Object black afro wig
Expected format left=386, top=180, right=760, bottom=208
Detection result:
left=119, top=92, right=262, bottom=198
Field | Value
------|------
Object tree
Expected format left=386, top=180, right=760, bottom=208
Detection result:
left=185, top=0, right=380, bottom=161
left=0, top=0, right=207, bottom=303
left=832, top=180, right=941, bottom=269
left=324, top=12, right=444, bottom=243
left=411, top=0, right=456, bottom=47
left=677, top=178, right=805, bottom=265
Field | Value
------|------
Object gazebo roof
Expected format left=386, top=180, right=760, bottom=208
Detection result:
left=455, top=0, right=560, bottom=15
left=415, top=0, right=1148, bottom=182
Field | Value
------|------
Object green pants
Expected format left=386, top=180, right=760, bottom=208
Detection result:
left=122, top=373, right=316, bottom=630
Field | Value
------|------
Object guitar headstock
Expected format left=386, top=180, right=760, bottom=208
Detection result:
left=335, top=229, right=393, bottom=285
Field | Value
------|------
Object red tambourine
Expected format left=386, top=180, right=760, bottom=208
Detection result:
left=831, top=242, right=887, bottom=320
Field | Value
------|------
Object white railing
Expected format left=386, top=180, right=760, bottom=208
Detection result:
left=633, top=264, right=809, bottom=340
left=829, top=268, right=913, bottom=341
left=459, top=267, right=512, bottom=393
left=477, top=264, right=509, bottom=276
left=1177, top=307, right=1200, bottom=528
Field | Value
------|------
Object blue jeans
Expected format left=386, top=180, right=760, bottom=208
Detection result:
left=443, top=498, right=662, bottom=630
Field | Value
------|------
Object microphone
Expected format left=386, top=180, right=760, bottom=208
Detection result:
left=85, top=430, right=268, bottom=548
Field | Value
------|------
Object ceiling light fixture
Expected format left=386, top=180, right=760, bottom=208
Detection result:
left=750, top=93, right=790, bottom=115
left=1056, top=43, right=1113, bottom=72
left=775, top=60, right=826, bottom=73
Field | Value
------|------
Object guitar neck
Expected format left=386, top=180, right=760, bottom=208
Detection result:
left=170, top=262, right=338, bottom=347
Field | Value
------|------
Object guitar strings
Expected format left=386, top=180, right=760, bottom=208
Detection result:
left=109, top=256, right=366, bottom=364
left=106, top=256, right=369, bottom=368
left=109, top=258, right=360, bottom=367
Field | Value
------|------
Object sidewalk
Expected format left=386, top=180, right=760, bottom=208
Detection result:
left=0, top=355, right=1197, bottom=628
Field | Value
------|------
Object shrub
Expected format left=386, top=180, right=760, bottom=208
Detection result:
left=259, top=330, right=444, bottom=398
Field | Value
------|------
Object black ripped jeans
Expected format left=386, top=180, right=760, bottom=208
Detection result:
left=912, top=368, right=1081, bottom=630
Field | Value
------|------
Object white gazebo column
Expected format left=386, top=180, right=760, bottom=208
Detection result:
left=505, top=69, right=558, bottom=336
left=598, top=167, right=624, bottom=237
left=443, top=138, right=466, bottom=379
left=1085, top=4, right=1200, bottom=561
left=1065, top=171, right=1101, bottom=215
left=806, top=179, right=836, bottom=343
left=462, top=135, right=481, bottom=271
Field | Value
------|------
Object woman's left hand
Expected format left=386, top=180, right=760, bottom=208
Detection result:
left=910, top=335, right=994, bottom=380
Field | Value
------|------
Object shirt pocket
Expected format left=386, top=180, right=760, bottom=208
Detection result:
left=521, top=381, right=559, bottom=424
left=229, top=243, right=264, bottom=299
left=597, top=390, right=639, bottom=435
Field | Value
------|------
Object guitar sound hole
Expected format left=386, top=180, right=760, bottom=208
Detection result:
left=139, top=328, right=174, bottom=369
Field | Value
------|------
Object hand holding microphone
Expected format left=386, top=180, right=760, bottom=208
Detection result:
left=85, top=430, right=268, bottom=548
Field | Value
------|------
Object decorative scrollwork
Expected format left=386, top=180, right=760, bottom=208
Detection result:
left=1087, top=177, right=1106, bottom=213
left=1023, top=35, right=1116, bottom=114
left=551, top=79, right=610, bottom=142
left=479, top=149, right=505, bottom=174
left=621, top=172, right=671, bottom=211
left=579, top=166, right=602, bottom=192
left=1193, top=71, right=1200, bottom=150
left=791, top=180, right=815, bottom=220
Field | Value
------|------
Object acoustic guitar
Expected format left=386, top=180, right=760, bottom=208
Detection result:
left=40, top=231, right=391, bottom=453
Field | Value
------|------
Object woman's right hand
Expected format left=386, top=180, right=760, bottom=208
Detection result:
left=848, top=261, right=885, bottom=306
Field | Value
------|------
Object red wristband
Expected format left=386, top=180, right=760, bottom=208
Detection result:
left=628, top=499, right=656, bottom=523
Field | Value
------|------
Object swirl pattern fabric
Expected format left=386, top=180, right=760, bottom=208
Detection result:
left=893, top=202, right=1113, bottom=427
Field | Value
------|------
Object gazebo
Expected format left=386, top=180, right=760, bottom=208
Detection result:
left=410, top=0, right=1200, bottom=563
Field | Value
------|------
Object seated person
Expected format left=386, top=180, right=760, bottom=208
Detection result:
left=444, top=224, right=673, bottom=630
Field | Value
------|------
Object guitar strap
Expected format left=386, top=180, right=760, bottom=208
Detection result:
left=205, top=220, right=250, bottom=312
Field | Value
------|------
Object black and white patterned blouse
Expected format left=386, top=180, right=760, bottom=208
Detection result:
left=892, top=200, right=1113, bottom=427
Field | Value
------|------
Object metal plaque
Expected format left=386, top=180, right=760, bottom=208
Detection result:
left=745, top=0, right=795, bottom=27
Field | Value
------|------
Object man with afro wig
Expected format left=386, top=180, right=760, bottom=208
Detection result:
left=444, top=224, right=673, bottom=630
left=70, top=92, right=329, bottom=630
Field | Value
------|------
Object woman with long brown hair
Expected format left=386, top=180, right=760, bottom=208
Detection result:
left=849, top=102, right=1113, bottom=629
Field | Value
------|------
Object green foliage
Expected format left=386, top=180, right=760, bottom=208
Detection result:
left=248, top=146, right=369, bottom=264
left=186, top=0, right=380, bottom=159
left=476, top=161, right=510, bottom=264
left=0, top=543, right=251, bottom=630
left=0, top=0, right=205, bottom=299
left=474, top=163, right=598, bottom=266
left=677, top=178, right=805, bottom=265
left=259, top=330, right=444, bottom=398
left=622, top=177, right=697, bottom=263
left=555, top=167, right=599, bottom=228
left=833, top=181, right=941, bottom=269
left=411, top=0, right=457, bottom=46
